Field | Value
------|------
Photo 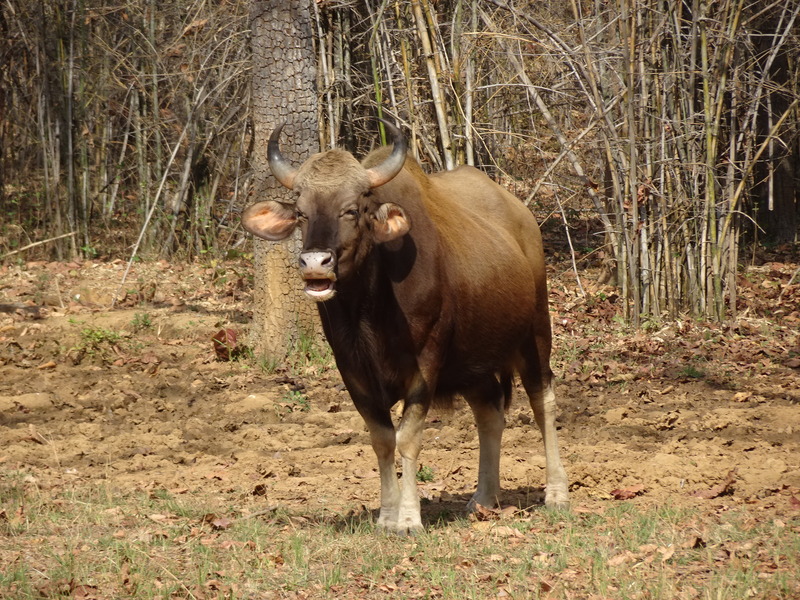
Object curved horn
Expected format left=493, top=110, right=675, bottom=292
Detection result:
left=267, top=122, right=298, bottom=190
left=366, top=119, right=407, bottom=189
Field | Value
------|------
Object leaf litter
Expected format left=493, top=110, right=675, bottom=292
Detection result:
left=0, top=254, right=798, bottom=598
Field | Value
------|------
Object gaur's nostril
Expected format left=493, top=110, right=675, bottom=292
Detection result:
left=300, top=251, right=335, bottom=272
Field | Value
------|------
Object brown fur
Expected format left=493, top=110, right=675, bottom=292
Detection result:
left=243, top=136, right=569, bottom=531
left=295, top=150, right=370, bottom=194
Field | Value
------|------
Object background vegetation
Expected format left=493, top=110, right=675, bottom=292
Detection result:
left=1, top=0, right=798, bottom=322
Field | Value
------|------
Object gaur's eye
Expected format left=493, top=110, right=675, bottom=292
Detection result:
left=295, top=209, right=307, bottom=221
left=343, top=208, right=360, bottom=219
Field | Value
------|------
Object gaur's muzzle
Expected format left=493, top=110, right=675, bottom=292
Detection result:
left=299, top=250, right=337, bottom=301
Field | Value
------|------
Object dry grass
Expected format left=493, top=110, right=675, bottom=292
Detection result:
left=2, top=473, right=798, bottom=599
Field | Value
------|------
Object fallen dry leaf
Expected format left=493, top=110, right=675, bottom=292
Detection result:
left=499, top=505, right=519, bottom=519
left=684, top=536, right=707, bottom=549
left=181, top=18, right=208, bottom=37
left=212, top=328, right=238, bottom=361
left=659, top=546, right=676, bottom=561
left=210, top=516, right=233, bottom=531
left=607, top=550, right=636, bottom=566
left=691, top=469, right=737, bottom=499
left=493, top=525, right=525, bottom=539
left=147, top=513, right=169, bottom=523
left=469, top=502, right=519, bottom=522
left=470, top=502, right=499, bottom=521
left=611, top=484, right=646, bottom=500
left=483, top=554, right=502, bottom=563
left=24, top=425, right=48, bottom=445
left=70, top=583, right=100, bottom=599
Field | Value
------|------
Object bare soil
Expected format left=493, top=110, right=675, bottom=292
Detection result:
left=1, top=257, right=799, bottom=528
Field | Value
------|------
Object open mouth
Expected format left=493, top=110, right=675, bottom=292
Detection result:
left=303, top=278, right=336, bottom=300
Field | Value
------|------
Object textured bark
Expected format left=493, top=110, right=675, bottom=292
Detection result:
left=249, top=0, right=319, bottom=360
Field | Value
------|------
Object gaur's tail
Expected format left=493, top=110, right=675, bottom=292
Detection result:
left=501, top=371, right=513, bottom=411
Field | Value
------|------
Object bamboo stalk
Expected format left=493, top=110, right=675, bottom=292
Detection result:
left=394, top=1, right=420, bottom=161
left=106, top=90, right=136, bottom=219
left=1, top=232, right=78, bottom=260
left=720, top=98, right=799, bottom=246
left=312, top=0, right=335, bottom=149
left=464, top=0, right=476, bottom=166
left=480, top=8, right=613, bottom=232
left=64, top=0, right=79, bottom=256
left=411, top=0, right=454, bottom=169
left=114, top=84, right=207, bottom=306
left=568, top=0, right=630, bottom=306
left=366, top=1, right=388, bottom=143
left=621, top=0, right=640, bottom=325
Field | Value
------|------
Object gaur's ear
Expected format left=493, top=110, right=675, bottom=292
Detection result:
left=241, top=201, right=297, bottom=241
left=372, top=202, right=410, bottom=243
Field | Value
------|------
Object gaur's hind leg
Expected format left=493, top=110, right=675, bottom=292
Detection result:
left=464, top=376, right=507, bottom=511
left=518, top=337, right=570, bottom=510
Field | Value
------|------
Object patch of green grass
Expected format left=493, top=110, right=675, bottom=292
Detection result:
left=280, top=389, right=311, bottom=413
left=678, top=364, right=706, bottom=379
left=32, top=272, right=52, bottom=304
left=287, top=329, right=334, bottom=374
left=0, top=470, right=30, bottom=505
left=79, top=326, right=121, bottom=349
left=70, top=325, right=126, bottom=363
left=417, top=464, right=436, bottom=482
left=1, top=469, right=798, bottom=600
left=130, top=312, right=153, bottom=332
left=244, top=330, right=334, bottom=377
left=256, top=353, right=280, bottom=375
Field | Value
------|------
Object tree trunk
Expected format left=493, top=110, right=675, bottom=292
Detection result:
left=249, top=0, right=319, bottom=361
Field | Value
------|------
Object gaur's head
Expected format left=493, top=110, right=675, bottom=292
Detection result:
left=242, top=121, right=410, bottom=302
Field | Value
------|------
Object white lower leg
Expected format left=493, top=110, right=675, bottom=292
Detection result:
left=367, top=424, right=401, bottom=529
left=531, top=384, right=569, bottom=508
left=394, top=403, right=427, bottom=533
left=467, top=399, right=505, bottom=510
left=396, top=455, right=422, bottom=531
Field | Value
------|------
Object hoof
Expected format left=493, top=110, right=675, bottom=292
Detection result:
left=377, top=521, right=423, bottom=536
left=545, top=491, right=571, bottom=511
left=396, top=524, right=423, bottom=536
left=466, top=494, right=499, bottom=514
left=545, top=483, right=570, bottom=511
left=376, top=512, right=423, bottom=535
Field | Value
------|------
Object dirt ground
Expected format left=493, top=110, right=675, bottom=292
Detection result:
left=1, top=256, right=799, bottom=526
